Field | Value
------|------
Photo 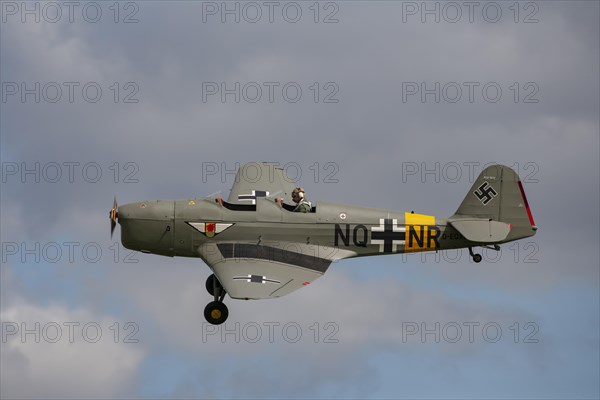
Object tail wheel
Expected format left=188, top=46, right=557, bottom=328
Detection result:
left=204, top=301, right=229, bottom=325
left=469, top=247, right=483, bottom=263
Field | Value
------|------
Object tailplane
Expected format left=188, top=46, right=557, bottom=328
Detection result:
left=448, top=164, right=537, bottom=243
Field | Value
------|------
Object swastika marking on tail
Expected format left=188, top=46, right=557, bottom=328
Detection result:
left=473, top=181, right=498, bottom=205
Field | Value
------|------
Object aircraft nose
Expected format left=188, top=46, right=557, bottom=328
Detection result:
left=117, top=200, right=175, bottom=222
left=115, top=202, right=140, bottom=221
left=117, top=200, right=175, bottom=256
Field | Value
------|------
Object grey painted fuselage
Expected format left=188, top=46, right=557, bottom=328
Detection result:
left=117, top=197, right=531, bottom=261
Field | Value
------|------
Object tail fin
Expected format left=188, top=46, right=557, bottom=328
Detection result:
left=448, top=165, right=537, bottom=243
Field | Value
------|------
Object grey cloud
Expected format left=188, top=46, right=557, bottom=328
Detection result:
left=1, top=1, right=598, bottom=398
left=0, top=302, right=145, bottom=399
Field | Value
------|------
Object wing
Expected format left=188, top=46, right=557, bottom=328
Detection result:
left=227, top=162, right=297, bottom=205
left=199, top=242, right=355, bottom=299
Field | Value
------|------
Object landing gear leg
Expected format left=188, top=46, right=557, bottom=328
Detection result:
left=204, top=274, right=229, bottom=325
left=206, top=273, right=224, bottom=298
left=469, top=247, right=482, bottom=263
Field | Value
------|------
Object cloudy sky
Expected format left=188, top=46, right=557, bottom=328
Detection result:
left=1, top=1, right=598, bottom=398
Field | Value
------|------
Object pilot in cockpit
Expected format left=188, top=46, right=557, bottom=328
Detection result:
left=291, top=187, right=311, bottom=213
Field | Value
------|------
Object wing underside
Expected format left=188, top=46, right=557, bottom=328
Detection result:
left=200, top=242, right=354, bottom=299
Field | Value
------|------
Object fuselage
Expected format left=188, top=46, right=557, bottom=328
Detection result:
left=117, top=197, right=505, bottom=261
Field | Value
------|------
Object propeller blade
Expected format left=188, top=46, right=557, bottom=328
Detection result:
left=109, top=196, right=118, bottom=239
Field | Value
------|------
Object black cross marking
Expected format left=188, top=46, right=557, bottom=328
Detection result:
left=473, top=181, right=498, bottom=205
left=238, top=190, right=269, bottom=204
left=233, top=274, right=280, bottom=284
left=371, top=219, right=406, bottom=253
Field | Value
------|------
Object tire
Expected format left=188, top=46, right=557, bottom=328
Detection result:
left=204, top=301, right=229, bottom=325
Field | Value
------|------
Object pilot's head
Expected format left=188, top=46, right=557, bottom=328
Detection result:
left=291, top=187, right=305, bottom=203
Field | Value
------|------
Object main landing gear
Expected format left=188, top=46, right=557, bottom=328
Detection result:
left=204, top=274, right=229, bottom=325
left=468, top=247, right=483, bottom=263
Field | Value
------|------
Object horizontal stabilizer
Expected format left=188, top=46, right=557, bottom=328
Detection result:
left=448, top=216, right=511, bottom=243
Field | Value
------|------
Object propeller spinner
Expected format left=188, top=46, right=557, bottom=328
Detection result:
left=109, top=196, right=118, bottom=238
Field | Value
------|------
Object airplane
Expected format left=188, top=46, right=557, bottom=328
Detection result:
left=109, top=163, right=537, bottom=325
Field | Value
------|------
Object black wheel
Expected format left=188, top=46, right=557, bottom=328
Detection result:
left=205, top=274, right=222, bottom=296
left=473, top=254, right=482, bottom=263
left=204, top=301, right=229, bottom=325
